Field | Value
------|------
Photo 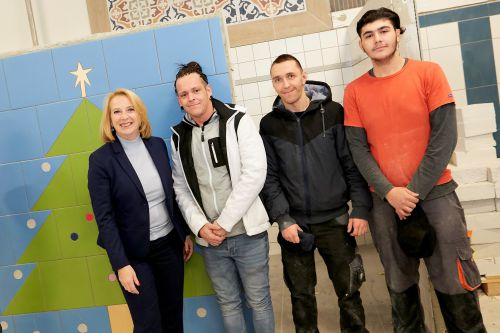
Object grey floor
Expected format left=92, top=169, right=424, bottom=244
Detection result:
left=269, top=244, right=393, bottom=333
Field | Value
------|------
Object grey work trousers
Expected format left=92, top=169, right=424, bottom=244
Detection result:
left=370, top=191, right=481, bottom=295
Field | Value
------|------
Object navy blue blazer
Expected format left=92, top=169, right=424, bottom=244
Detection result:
left=88, top=136, right=189, bottom=271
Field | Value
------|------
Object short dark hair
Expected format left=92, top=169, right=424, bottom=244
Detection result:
left=356, top=7, right=406, bottom=37
left=174, top=61, right=209, bottom=94
left=270, top=54, right=303, bottom=73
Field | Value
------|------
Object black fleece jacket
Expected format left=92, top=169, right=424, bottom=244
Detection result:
left=259, top=80, right=372, bottom=229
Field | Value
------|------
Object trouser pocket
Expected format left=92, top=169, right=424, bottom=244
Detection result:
left=349, top=253, right=366, bottom=294
left=456, top=242, right=481, bottom=291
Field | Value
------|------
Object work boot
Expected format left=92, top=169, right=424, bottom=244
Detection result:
left=388, top=284, right=429, bottom=333
left=435, top=290, right=486, bottom=333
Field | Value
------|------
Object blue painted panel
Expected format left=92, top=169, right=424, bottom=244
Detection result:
left=0, top=163, right=29, bottom=215
left=208, top=18, right=229, bottom=74
left=209, top=73, right=233, bottom=103
left=461, top=41, right=497, bottom=88
left=52, top=41, right=110, bottom=100
left=0, top=264, right=36, bottom=313
left=13, top=312, right=62, bottom=333
left=418, top=3, right=489, bottom=27
left=0, top=61, right=10, bottom=111
left=87, top=94, right=107, bottom=112
left=22, top=156, right=66, bottom=209
left=0, top=107, right=44, bottom=163
left=59, top=307, right=111, bottom=333
left=136, top=83, right=183, bottom=140
left=102, top=31, right=162, bottom=90
left=0, top=316, right=15, bottom=333
left=489, top=1, right=500, bottom=15
left=6, top=211, right=51, bottom=264
left=459, top=17, right=491, bottom=43
left=0, top=217, right=15, bottom=266
left=155, top=20, right=215, bottom=83
left=37, top=99, right=82, bottom=154
left=3, top=51, right=59, bottom=109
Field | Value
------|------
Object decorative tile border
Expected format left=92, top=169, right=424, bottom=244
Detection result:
left=107, top=0, right=306, bottom=30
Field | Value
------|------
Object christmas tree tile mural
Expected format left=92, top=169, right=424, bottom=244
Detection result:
left=0, top=16, right=242, bottom=332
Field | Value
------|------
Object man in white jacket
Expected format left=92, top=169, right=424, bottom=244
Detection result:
left=170, top=61, right=274, bottom=333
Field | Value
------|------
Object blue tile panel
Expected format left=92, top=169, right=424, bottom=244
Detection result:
left=458, top=17, right=491, bottom=43
left=0, top=264, right=36, bottom=313
left=37, top=99, right=82, bottom=154
left=2, top=51, right=59, bottom=109
left=52, top=41, right=110, bottom=100
left=0, top=316, right=15, bottom=333
left=102, top=30, right=162, bottom=90
left=209, top=73, right=233, bottom=104
left=0, top=163, right=29, bottom=215
left=419, top=2, right=500, bottom=27
left=208, top=18, right=229, bottom=75
left=0, top=61, right=10, bottom=111
left=13, top=312, right=62, bottom=332
left=21, top=156, right=66, bottom=209
left=461, top=41, right=497, bottom=88
left=0, top=107, right=44, bottom=163
left=0, top=211, right=51, bottom=266
left=59, top=307, right=111, bottom=333
left=155, top=20, right=216, bottom=83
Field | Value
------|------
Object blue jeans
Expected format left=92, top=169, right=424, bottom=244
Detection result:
left=200, top=232, right=274, bottom=333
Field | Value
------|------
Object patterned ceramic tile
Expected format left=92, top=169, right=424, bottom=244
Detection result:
left=108, top=0, right=306, bottom=30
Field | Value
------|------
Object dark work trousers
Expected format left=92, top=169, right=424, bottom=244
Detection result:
left=119, top=231, right=185, bottom=333
left=280, top=218, right=367, bottom=333
left=370, top=192, right=485, bottom=332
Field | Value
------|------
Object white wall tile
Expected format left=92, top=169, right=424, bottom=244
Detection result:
left=353, top=58, right=372, bottom=79
left=269, top=39, right=287, bottom=58
left=426, top=22, right=460, bottom=49
left=243, top=99, right=262, bottom=116
left=261, top=96, right=276, bottom=114
left=422, top=49, right=430, bottom=61
left=251, top=114, right=263, bottom=129
left=305, top=50, right=323, bottom=68
left=416, top=0, right=487, bottom=14
left=233, top=85, right=243, bottom=101
left=453, top=89, right=467, bottom=107
left=0, top=1, right=33, bottom=53
left=238, top=61, right=257, bottom=79
left=292, top=52, right=306, bottom=67
left=342, top=67, right=354, bottom=85
left=332, top=85, right=345, bottom=103
left=286, top=36, right=304, bottom=54
left=258, top=80, right=275, bottom=98
left=303, top=33, right=321, bottom=51
left=241, top=82, right=260, bottom=100
left=493, top=38, right=500, bottom=86
left=307, top=71, right=326, bottom=82
left=252, top=42, right=271, bottom=60
left=325, top=69, right=343, bottom=87
left=331, top=7, right=363, bottom=29
left=231, top=64, right=240, bottom=81
left=255, top=58, right=272, bottom=77
left=491, top=15, right=500, bottom=39
left=429, top=45, right=466, bottom=90
left=320, top=30, right=338, bottom=48
left=229, top=48, right=238, bottom=65
left=322, top=47, right=341, bottom=65
left=419, top=27, right=429, bottom=51
left=339, top=45, right=352, bottom=63
left=236, top=45, right=254, bottom=63
left=336, top=27, right=350, bottom=46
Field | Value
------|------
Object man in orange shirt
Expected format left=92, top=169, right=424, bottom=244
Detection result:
left=344, top=7, right=486, bottom=333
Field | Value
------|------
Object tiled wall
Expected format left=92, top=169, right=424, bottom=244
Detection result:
left=0, top=17, right=234, bottom=333
left=418, top=1, right=500, bottom=156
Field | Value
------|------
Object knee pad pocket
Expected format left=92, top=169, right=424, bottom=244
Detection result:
left=349, top=254, right=366, bottom=294
left=456, top=244, right=481, bottom=292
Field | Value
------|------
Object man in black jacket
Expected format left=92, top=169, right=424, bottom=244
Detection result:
left=260, top=54, right=372, bottom=333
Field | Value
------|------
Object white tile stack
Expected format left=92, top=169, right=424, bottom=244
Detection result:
left=451, top=103, right=500, bottom=276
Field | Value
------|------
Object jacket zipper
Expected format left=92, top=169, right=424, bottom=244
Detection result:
left=200, top=125, right=221, bottom=216
left=296, top=117, right=311, bottom=217
left=320, top=104, right=326, bottom=138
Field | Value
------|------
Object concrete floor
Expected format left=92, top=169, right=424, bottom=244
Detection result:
left=269, top=243, right=500, bottom=333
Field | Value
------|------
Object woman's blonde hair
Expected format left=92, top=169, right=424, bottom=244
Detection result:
left=100, top=88, right=152, bottom=142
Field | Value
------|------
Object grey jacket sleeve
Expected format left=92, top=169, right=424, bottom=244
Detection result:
left=345, top=126, right=394, bottom=200
left=259, top=132, right=297, bottom=231
left=407, top=103, right=457, bottom=199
